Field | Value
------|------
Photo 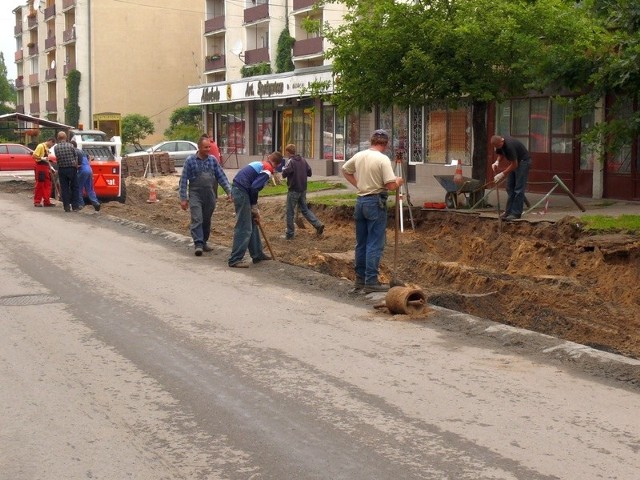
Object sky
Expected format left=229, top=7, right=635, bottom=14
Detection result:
left=1, top=1, right=28, bottom=81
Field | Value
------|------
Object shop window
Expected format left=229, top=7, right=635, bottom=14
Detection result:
left=282, top=107, right=313, bottom=158
left=254, top=102, right=274, bottom=156
left=426, top=106, right=471, bottom=164
left=551, top=99, right=574, bottom=155
left=214, top=103, right=245, bottom=155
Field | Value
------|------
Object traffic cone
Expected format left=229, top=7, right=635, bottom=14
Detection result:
left=147, top=182, right=159, bottom=203
left=453, top=159, right=464, bottom=186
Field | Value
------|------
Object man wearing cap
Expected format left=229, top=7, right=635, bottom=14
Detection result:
left=342, top=129, right=404, bottom=293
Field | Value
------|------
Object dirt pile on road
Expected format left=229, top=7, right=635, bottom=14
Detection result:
left=5, top=175, right=640, bottom=359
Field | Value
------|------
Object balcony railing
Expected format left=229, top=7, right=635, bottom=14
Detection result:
left=205, top=55, right=226, bottom=71
left=292, top=37, right=323, bottom=57
left=14, top=24, right=22, bottom=35
left=204, top=15, right=225, bottom=34
left=29, top=73, right=39, bottom=85
left=16, top=105, right=25, bottom=114
left=45, top=68, right=56, bottom=81
left=45, top=36, right=56, bottom=50
left=63, top=61, right=76, bottom=76
left=244, top=3, right=269, bottom=24
left=29, top=102, right=40, bottom=114
left=44, top=4, right=56, bottom=20
left=62, top=0, right=76, bottom=10
left=293, top=0, right=318, bottom=10
left=28, top=44, right=39, bottom=56
left=63, top=27, right=76, bottom=43
left=15, top=50, right=24, bottom=62
left=244, top=47, right=269, bottom=65
left=15, top=76, right=24, bottom=89
left=46, top=100, right=57, bottom=112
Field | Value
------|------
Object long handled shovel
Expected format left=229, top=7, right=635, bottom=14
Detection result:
left=256, top=219, right=276, bottom=260
left=390, top=189, right=405, bottom=288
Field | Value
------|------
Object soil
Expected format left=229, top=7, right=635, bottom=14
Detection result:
left=5, top=175, right=640, bottom=360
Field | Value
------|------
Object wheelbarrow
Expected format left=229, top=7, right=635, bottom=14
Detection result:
left=434, top=175, right=483, bottom=209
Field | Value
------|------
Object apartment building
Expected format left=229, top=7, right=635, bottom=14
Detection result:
left=12, top=0, right=203, bottom=143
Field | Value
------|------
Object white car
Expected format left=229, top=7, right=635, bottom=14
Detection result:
left=126, top=140, right=197, bottom=167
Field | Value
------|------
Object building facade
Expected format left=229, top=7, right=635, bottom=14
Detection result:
left=12, top=0, right=203, bottom=143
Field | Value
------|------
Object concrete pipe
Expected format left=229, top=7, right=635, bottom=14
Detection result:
left=385, top=286, right=427, bottom=315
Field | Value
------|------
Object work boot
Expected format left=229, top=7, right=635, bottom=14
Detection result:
left=194, top=246, right=203, bottom=256
left=363, top=282, right=390, bottom=293
left=315, top=224, right=325, bottom=236
left=92, top=202, right=101, bottom=212
left=252, top=254, right=272, bottom=264
left=202, top=243, right=213, bottom=252
left=229, top=260, right=251, bottom=268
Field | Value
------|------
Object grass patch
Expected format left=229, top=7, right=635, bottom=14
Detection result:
left=581, top=214, right=640, bottom=233
left=219, top=180, right=346, bottom=197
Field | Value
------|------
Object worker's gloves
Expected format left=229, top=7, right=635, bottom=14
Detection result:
left=494, top=172, right=505, bottom=183
left=491, top=161, right=499, bottom=173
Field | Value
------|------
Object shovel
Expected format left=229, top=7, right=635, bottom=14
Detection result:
left=390, top=189, right=406, bottom=288
left=256, top=218, right=276, bottom=260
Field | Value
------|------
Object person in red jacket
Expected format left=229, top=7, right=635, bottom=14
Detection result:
left=32, top=137, right=56, bottom=207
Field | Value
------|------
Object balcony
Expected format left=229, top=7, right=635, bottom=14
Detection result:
left=244, top=3, right=269, bottom=24
left=29, top=102, right=40, bottom=114
left=45, top=36, right=56, bottom=51
left=14, top=24, right=22, bottom=35
left=16, top=105, right=25, bottom=114
left=245, top=47, right=269, bottom=65
left=63, top=27, right=76, bottom=43
left=44, top=4, right=56, bottom=20
left=28, top=44, right=39, bottom=56
left=204, top=15, right=225, bottom=34
left=293, top=0, right=318, bottom=10
left=205, top=54, right=225, bottom=71
left=15, top=50, right=24, bottom=62
left=27, top=14, right=38, bottom=30
left=63, top=61, right=76, bottom=76
left=46, top=100, right=57, bottom=112
left=45, top=68, right=56, bottom=81
left=62, top=0, right=76, bottom=10
left=292, top=37, right=323, bottom=57
left=15, top=76, right=24, bottom=89
left=29, top=73, right=39, bottom=85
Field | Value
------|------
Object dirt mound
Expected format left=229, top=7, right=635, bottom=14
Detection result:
left=6, top=175, right=640, bottom=359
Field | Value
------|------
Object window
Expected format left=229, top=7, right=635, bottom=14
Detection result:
left=254, top=101, right=274, bottom=156
left=425, top=106, right=471, bottom=164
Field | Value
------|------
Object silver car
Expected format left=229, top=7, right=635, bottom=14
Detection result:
left=127, top=140, right=197, bottom=167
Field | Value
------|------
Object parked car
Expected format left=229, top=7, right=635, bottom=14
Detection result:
left=0, top=143, right=35, bottom=171
left=126, top=140, right=198, bottom=167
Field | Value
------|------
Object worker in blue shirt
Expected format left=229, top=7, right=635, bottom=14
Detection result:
left=179, top=136, right=232, bottom=256
left=228, top=151, right=283, bottom=268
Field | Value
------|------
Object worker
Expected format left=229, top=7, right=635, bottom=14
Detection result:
left=491, top=135, right=532, bottom=221
left=179, top=136, right=232, bottom=256
left=32, top=137, right=56, bottom=207
left=227, top=151, right=282, bottom=268
left=342, top=129, right=404, bottom=293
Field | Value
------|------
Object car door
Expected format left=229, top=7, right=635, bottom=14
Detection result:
left=176, top=142, right=196, bottom=163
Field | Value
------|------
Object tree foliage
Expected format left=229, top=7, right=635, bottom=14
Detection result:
left=0, top=53, right=15, bottom=113
left=322, top=0, right=599, bottom=181
left=275, top=28, right=295, bottom=73
left=164, top=105, right=202, bottom=138
left=65, top=70, right=81, bottom=127
left=121, top=113, right=155, bottom=150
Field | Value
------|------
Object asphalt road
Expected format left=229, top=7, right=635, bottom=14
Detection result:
left=0, top=190, right=639, bottom=479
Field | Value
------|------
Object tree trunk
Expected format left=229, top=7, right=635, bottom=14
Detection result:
left=470, top=100, right=488, bottom=206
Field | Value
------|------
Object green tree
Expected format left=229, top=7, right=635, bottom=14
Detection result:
left=121, top=113, right=155, bottom=150
left=164, top=105, right=202, bottom=139
left=0, top=53, right=15, bottom=113
left=275, top=27, right=295, bottom=73
left=323, top=0, right=597, bottom=184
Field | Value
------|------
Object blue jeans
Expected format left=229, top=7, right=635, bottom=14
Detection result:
left=77, top=168, right=99, bottom=207
left=505, top=158, right=531, bottom=217
left=354, top=194, right=388, bottom=285
left=228, top=185, right=264, bottom=265
left=286, top=190, right=322, bottom=237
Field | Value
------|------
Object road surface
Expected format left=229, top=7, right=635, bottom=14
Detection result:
left=0, top=191, right=638, bottom=479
